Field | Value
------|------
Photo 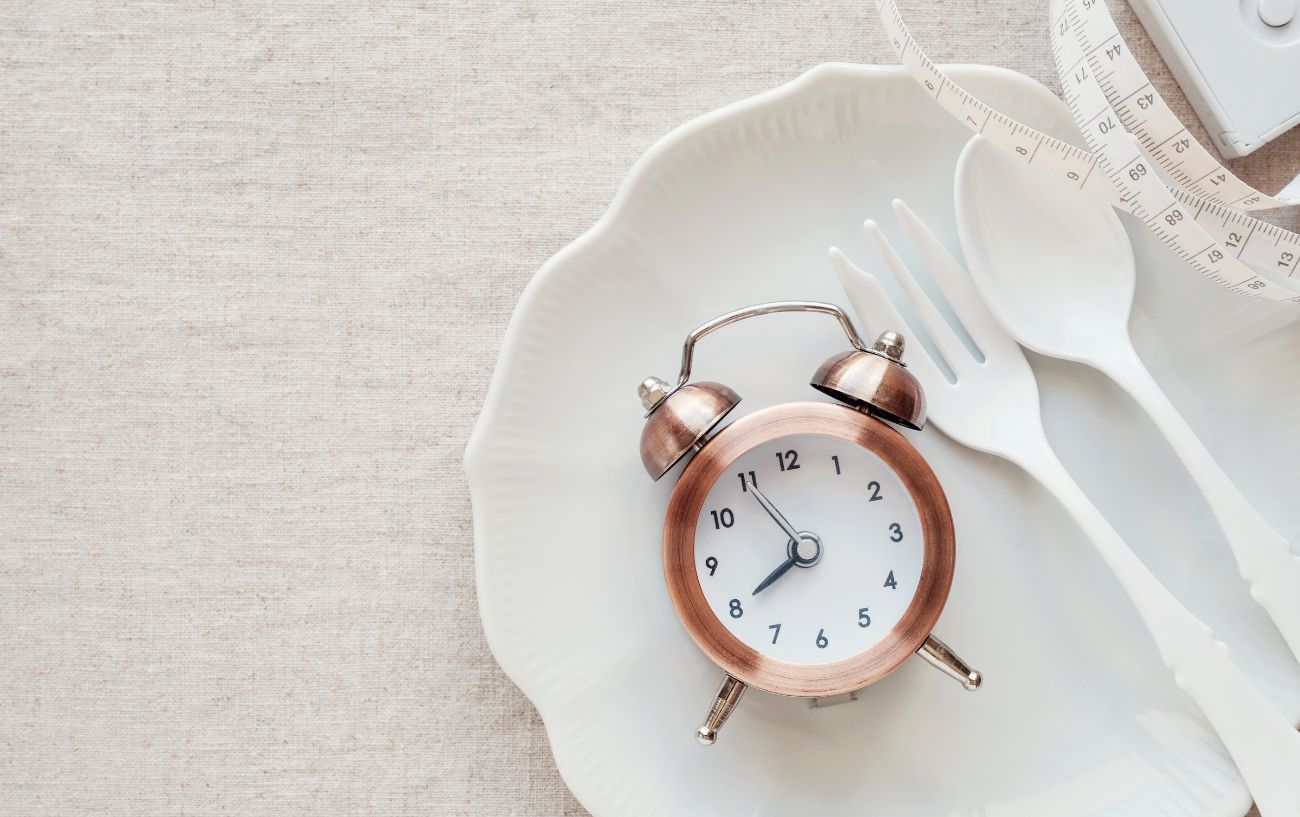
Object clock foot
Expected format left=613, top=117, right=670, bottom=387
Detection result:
left=917, top=634, right=982, bottom=690
left=696, top=674, right=747, bottom=745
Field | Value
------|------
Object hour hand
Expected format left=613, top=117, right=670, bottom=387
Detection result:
left=752, top=532, right=822, bottom=596
left=752, top=555, right=797, bottom=596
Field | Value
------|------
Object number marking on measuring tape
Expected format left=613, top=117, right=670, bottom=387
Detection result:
left=875, top=0, right=1300, bottom=303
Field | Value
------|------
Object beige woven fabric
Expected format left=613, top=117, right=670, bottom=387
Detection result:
left=1, top=2, right=1292, bottom=814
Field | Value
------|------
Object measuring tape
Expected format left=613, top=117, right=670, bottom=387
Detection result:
left=876, top=0, right=1300, bottom=303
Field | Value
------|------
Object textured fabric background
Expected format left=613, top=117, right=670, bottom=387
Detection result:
left=2, top=2, right=1295, bottom=815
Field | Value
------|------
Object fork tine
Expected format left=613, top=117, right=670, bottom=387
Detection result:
left=863, top=219, right=973, bottom=379
left=828, top=247, right=948, bottom=392
left=891, top=199, right=1018, bottom=361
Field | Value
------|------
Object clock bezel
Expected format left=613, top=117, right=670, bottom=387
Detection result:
left=663, top=401, right=955, bottom=697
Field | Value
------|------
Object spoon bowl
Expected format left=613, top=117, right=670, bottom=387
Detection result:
left=954, top=135, right=1136, bottom=362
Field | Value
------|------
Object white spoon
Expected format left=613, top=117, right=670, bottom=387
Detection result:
left=954, top=134, right=1300, bottom=665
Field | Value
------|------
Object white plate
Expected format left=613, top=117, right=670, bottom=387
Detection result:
left=465, top=63, right=1300, bottom=817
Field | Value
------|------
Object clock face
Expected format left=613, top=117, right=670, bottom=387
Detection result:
left=693, top=432, right=924, bottom=664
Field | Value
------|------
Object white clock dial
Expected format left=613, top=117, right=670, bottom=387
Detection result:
left=694, top=432, right=924, bottom=664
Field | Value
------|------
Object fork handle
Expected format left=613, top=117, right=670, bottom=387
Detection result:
left=1016, top=440, right=1300, bottom=817
left=1095, top=342, right=1300, bottom=663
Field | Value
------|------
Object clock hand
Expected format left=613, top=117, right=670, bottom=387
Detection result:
left=752, top=555, right=798, bottom=596
left=743, top=478, right=823, bottom=596
left=743, top=476, right=801, bottom=542
left=752, top=533, right=822, bottom=596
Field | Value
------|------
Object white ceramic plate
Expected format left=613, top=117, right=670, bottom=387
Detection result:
left=465, top=64, right=1300, bottom=817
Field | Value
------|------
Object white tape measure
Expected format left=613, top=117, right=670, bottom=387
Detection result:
left=876, top=0, right=1300, bottom=303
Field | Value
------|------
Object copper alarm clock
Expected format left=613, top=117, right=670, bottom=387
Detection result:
left=636, top=301, right=981, bottom=745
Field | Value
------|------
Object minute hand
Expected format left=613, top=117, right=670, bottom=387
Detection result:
left=745, top=476, right=800, bottom=542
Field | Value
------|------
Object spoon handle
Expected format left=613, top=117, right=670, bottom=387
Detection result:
left=1013, top=435, right=1300, bottom=817
left=1097, top=343, right=1300, bottom=663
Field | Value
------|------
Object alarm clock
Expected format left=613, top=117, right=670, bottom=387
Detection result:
left=636, top=301, right=981, bottom=745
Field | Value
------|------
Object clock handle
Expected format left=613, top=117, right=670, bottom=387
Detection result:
left=672, top=301, right=868, bottom=389
left=916, top=634, right=982, bottom=691
left=696, top=674, right=747, bottom=745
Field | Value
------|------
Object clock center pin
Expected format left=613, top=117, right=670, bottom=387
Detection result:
left=791, top=532, right=822, bottom=566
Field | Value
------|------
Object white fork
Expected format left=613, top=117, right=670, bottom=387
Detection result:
left=830, top=199, right=1300, bottom=817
